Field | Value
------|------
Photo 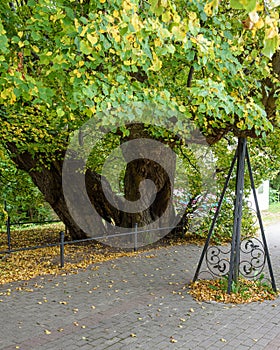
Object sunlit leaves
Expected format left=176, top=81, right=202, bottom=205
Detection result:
left=230, top=0, right=257, bottom=12
left=149, top=0, right=168, bottom=16
left=0, top=20, right=8, bottom=53
left=0, top=0, right=279, bottom=168
left=205, top=0, right=279, bottom=57
left=263, top=35, right=279, bottom=59
left=269, top=0, right=280, bottom=8
left=263, top=16, right=280, bottom=58
left=204, top=0, right=219, bottom=16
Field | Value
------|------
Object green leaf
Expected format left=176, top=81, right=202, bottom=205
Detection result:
left=262, top=35, right=279, bottom=58
left=150, top=0, right=165, bottom=16
left=230, top=0, right=257, bottom=12
left=0, top=34, right=8, bottom=53
left=31, top=31, right=41, bottom=41
left=80, top=40, right=92, bottom=55
left=56, top=107, right=65, bottom=117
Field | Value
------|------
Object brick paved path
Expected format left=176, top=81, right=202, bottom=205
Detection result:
left=1, top=227, right=280, bottom=350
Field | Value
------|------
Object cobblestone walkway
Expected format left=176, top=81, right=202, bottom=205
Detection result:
left=1, top=227, right=280, bottom=350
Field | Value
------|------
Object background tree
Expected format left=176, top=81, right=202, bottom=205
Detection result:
left=0, top=146, right=55, bottom=224
left=0, top=0, right=279, bottom=239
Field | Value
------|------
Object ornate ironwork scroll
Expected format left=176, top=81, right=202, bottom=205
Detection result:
left=205, top=245, right=231, bottom=277
left=199, top=237, right=267, bottom=281
left=239, top=238, right=266, bottom=278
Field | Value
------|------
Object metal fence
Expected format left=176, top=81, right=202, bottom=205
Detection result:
left=0, top=217, right=184, bottom=268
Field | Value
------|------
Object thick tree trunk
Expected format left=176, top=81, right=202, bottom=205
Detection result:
left=115, top=124, right=177, bottom=246
left=118, top=123, right=176, bottom=227
left=7, top=144, right=91, bottom=239
left=119, top=158, right=174, bottom=227
left=6, top=123, right=177, bottom=242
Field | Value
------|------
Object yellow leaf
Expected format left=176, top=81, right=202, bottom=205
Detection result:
left=32, top=45, right=40, bottom=53
left=44, top=330, right=51, bottom=335
left=154, top=38, right=162, bottom=47
left=172, top=25, right=186, bottom=41
left=131, top=13, right=142, bottom=31
left=149, top=51, right=162, bottom=72
left=162, top=11, right=172, bottom=22
left=110, top=28, right=121, bottom=43
left=204, top=0, right=219, bottom=16
left=266, top=26, right=278, bottom=39
left=113, top=10, right=119, bottom=18
left=80, top=25, right=88, bottom=37
left=255, top=18, right=264, bottom=29
left=123, top=0, right=132, bottom=11
left=87, top=33, right=98, bottom=46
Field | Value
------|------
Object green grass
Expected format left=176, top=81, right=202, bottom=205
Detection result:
left=262, top=202, right=280, bottom=225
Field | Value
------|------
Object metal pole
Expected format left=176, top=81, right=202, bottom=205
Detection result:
left=4, top=201, right=11, bottom=252
left=227, top=137, right=246, bottom=293
left=193, top=147, right=238, bottom=282
left=7, top=216, right=11, bottom=252
left=60, top=231, right=65, bottom=268
left=134, top=223, right=138, bottom=252
left=246, top=147, right=277, bottom=292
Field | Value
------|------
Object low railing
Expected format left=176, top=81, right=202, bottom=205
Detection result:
left=0, top=218, right=184, bottom=268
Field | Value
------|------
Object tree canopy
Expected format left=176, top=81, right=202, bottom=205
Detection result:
left=0, top=0, right=279, bottom=147
left=0, top=0, right=279, bottom=240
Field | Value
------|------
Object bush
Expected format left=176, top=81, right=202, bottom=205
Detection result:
left=186, top=194, right=258, bottom=244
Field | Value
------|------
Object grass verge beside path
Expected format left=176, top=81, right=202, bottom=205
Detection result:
left=262, top=202, right=280, bottom=225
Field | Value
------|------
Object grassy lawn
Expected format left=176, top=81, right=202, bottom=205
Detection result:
left=261, top=202, right=280, bottom=225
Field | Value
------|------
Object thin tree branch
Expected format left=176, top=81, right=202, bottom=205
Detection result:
left=187, top=53, right=197, bottom=87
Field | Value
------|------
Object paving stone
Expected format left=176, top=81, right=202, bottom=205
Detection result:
left=0, top=240, right=280, bottom=350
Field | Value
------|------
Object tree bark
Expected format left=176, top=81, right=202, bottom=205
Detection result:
left=6, top=122, right=177, bottom=241
left=119, top=123, right=176, bottom=229
left=7, top=144, right=90, bottom=239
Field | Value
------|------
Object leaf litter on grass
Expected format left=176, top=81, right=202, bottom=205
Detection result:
left=0, top=224, right=194, bottom=285
left=188, top=278, right=278, bottom=304
left=0, top=224, right=139, bottom=284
